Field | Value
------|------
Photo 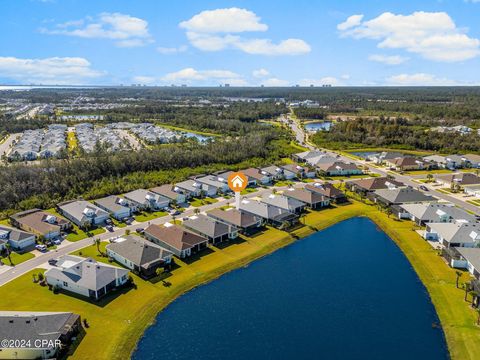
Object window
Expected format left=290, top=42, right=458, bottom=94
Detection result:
left=63, top=281, right=68, bottom=287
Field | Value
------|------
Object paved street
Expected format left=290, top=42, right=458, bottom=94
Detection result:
left=0, top=184, right=300, bottom=286
left=0, top=133, right=20, bottom=158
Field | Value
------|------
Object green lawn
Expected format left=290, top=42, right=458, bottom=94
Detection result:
left=240, top=187, right=258, bottom=195
left=273, top=180, right=294, bottom=187
left=135, top=211, right=168, bottom=222
left=467, top=199, right=480, bottom=207
left=4, top=251, right=35, bottom=266
left=402, top=169, right=454, bottom=175
left=0, top=200, right=479, bottom=359
left=189, top=197, right=218, bottom=207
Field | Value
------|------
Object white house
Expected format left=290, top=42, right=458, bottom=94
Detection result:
left=0, top=225, right=36, bottom=251
left=45, top=255, right=129, bottom=300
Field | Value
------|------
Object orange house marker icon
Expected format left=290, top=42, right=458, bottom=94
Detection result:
left=228, top=172, right=248, bottom=192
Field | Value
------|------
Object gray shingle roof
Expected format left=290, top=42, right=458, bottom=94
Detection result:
left=374, top=188, right=436, bottom=204
left=107, top=235, right=172, bottom=268
left=401, top=203, right=476, bottom=223
left=45, top=255, right=128, bottom=291
left=0, top=225, right=34, bottom=242
left=456, top=247, right=480, bottom=271
left=94, top=195, right=131, bottom=214
left=207, top=208, right=260, bottom=228
left=183, top=214, right=232, bottom=238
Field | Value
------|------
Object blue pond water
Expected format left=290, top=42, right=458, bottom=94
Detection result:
left=132, top=217, right=448, bottom=360
left=304, top=121, right=332, bottom=131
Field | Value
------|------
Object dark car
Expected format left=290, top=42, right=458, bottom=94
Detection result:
left=48, top=259, right=57, bottom=266
left=419, top=185, right=429, bottom=191
left=105, top=218, right=113, bottom=225
left=106, top=225, right=114, bottom=232
left=136, top=228, right=145, bottom=234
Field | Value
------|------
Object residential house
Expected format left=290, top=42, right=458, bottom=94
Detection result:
left=94, top=196, right=132, bottom=220
left=239, top=199, right=299, bottom=228
left=280, top=164, right=314, bottom=180
left=424, top=222, right=480, bottom=248
left=435, top=173, right=480, bottom=188
left=195, top=175, right=230, bottom=196
left=10, top=209, right=71, bottom=240
left=293, top=150, right=325, bottom=162
left=444, top=155, right=468, bottom=169
left=56, top=200, right=109, bottom=228
left=346, top=177, right=404, bottom=195
left=282, top=188, right=330, bottom=209
left=175, top=179, right=202, bottom=198
left=144, top=223, right=208, bottom=258
left=306, top=154, right=340, bottom=167
left=305, top=183, right=348, bottom=203
left=316, top=161, right=363, bottom=176
left=368, top=151, right=405, bottom=165
left=106, top=235, right=173, bottom=278
left=183, top=214, right=238, bottom=244
left=464, top=154, right=480, bottom=168
left=207, top=208, right=263, bottom=234
left=260, top=165, right=284, bottom=181
left=372, top=187, right=436, bottom=207
left=243, top=168, right=272, bottom=185
left=464, top=185, right=480, bottom=198
left=0, top=225, right=36, bottom=251
left=261, top=193, right=306, bottom=213
left=400, top=203, right=476, bottom=225
left=384, top=157, right=428, bottom=171
left=150, top=184, right=187, bottom=204
left=423, top=155, right=449, bottom=169
left=450, top=247, right=480, bottom=280
left=0, top=311, right=81, bottom=360
left=124, top=189, right=170, bottom=211
left=45, top=255, right=129, bottom=300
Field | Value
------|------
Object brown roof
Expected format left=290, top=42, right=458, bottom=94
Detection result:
left=12, top=210, right=69, bottom=235
left=150, top=184, right=179, bottom=200
left=435, top=172, right=480, bottom=185
left=242, top=168, right=266, bottom=181
left=283, top=188, right=326, bottom=204
left=281, top=164, right=307, bottom=174
left=144, top=224, right=207, bottom=251
left=389, top=157, right=424, bottom=167
left=207, top=208, right=260, bottom=228
left=305, top=183, right=345, bottom=199
left=347, top=177, right=404, bottom=191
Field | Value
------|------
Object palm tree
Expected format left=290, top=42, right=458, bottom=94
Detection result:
left=385, top=208, right=393, bottom=219
left=194, top=208, right=200, bottom=216
left=464, top=282, right=471, bottom=302
left=4, top=243, right=12, bottom=266
left=93, top=238, right=102, bottom=255
left=426, top=174, right=433, bottom=183
left=455, top=271, right=463, bottom=288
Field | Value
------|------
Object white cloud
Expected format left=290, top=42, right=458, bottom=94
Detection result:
left=386, top=73, right=458, bottom=86
left=337, top=14, right=364, bottom=31
left=180, top=8, right=310, bottom=56
left=253, top=68, right=270, bottom=78
left=179, top=8, right=268, bottom=33
left=132, top=76, right=156, bottom=85
left=235, top=38, right=311, bottom=55
left=161, top=67, right=243, bottom=85
left=338, top=11, right=480, bottom=62
left=157, top=45, right=188, bottom=54
left=262, top=78, right=290, bottom=87
left=368, top=54, right=409, bottom=65
left=41, top=12, right=153, bottom=47
left=341, top=74, right=350, bottom=80
left=299, top=77, right=340, bottom=86
left=0, top=56, right=103, bottom=84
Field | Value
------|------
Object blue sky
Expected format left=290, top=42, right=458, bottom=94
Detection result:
left=0, top=0, right=479, bottom=86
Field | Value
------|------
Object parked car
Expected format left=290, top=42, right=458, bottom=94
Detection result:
left=48, top=259, right=57, bottom=266
left=35, top=244, right=47, bottom=252
left=170, top=210, right=181, bottom=216
left=106, top=225, right=114, bottom=232
left=53, top=239, right=61, bottom=245
left=419, top=185, right=429, bottom=191
left=124, top=217, right=134, bottom=225
left=105, top=218, right=113, bottom=225
left=136, top=228, right=144, bottom=234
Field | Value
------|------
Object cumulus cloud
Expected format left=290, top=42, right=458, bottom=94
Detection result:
left=337, top=14, right=364, bottom=31
left=338, top=11, right=480, bottom=62
left=386, top=73, right=458, bottom=86
left=40, top=12, right=153, bottom=47
left=180, top=8, right=310, bottom=56
left=158, top=67, right=245, bottom=85
left=368, top=54, right=409, bottom=65
left=157, top=45, right=188, bottom=54
left=0, top=56, right=103, bottom=84
left=179, top=8, right=268, bottom=33
left=253, top=68, right=270, bottom=78
left=262, top=78, right=289, bottom=86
